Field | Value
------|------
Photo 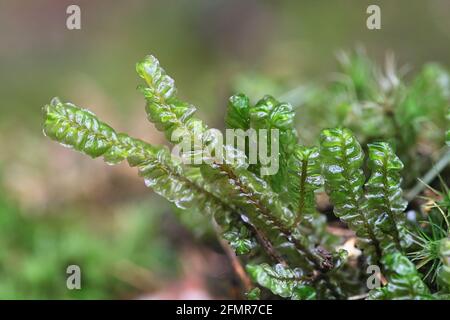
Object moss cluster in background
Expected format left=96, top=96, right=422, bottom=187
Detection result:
left=0, top=190, right=177, bottom=299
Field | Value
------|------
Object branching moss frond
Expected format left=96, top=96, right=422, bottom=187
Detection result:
left=136, top=55, right=332, bottom=270
left=287, top=146, right=328, bottom=244
left=42, top=98, right=257, bottom=253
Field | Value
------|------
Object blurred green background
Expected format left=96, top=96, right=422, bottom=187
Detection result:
left=1, top=0, right=450, bottom=299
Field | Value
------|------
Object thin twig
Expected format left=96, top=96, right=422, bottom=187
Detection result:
left=348, top=293, right=369, bottom=300
left=406, top=148, right=450, bottom=201
left=245, top=221, right=289, bottom=266
left=212, top=220, right=253, bottom=293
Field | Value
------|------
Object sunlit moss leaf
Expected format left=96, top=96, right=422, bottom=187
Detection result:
left=226, top=93, right=250, bottom=130
left=368, top=252, right=433, bottom=300
left=364, top=142, right=410, bottom=251
left=250, top=95, right=295, bottom=131
left=246, top=263, right=316, bottom=300
left=136, top=55, right=204, bottom=142
left=319, top=127, right=381, bottom=264
left=248, top=95, right=298, bottom=195
left=43, top=98, right=126, bottom=161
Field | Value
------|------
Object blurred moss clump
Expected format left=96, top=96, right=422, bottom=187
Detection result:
left=0, top=191, right=178, bottom=299
left=265, top=49, right=450, bottom=187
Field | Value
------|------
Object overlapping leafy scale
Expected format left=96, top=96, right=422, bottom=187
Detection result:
left=199, top=164, right=331, bottom=271
left=199, top=164, right=294, bottom=234
left=246, top=263, right=316, bottom=300
left=222, top=225, right=257, bottom=256
left=365, top=142, right=409, bottom=251
left=228, top=100, right=336, bottom=267
left=319, top=128, right=381, bottom=264
left=176, top=167, right=259, bottom=255
left=43, top=98, right=122, bottom=159
left=136, top=55, right=205, bottom=142
left=368, top=252, right=433, bottom=300
left=249, top=96, right=296, bottom=131
left=197, top=163, right=301, bottom=263
left=42, top=98, right=257, bottom=252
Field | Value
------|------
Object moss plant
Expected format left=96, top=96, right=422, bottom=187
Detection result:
left=42, top=54, right=450, bottom=300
